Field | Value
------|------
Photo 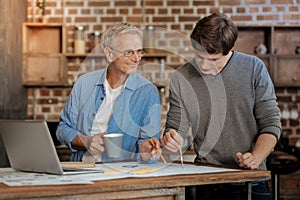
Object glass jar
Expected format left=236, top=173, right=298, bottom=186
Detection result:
left=89, top=31, right=102, bottom=53
left=143, top=26, right=155, bottom=53
left=74, top=25, right=86, bottom=54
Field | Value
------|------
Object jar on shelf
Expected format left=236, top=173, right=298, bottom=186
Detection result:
left=74, top=25, right=86, bottom=54
left=143, top=26, right=155, bottom=53
left=89, top=31, right=102, bottom=53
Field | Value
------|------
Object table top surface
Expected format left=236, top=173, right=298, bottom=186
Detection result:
left=0, top=165, right=270, bottom=200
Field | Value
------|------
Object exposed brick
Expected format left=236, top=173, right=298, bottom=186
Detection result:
left=88, top=1, right=110, bottom=7
left=81, top=9, right=91, bottom=15
left=65, top=1, right=84, bottom=7
left=245, top=0, right=267, bottom=5
left=145, top=1, right=163, bottom=6
left=53, top=90, right=63, bottom=96
left=94, top=9, right=104, bottom=14
left=262, top=6, right=272, bottom=12
left=55, top=9, right=63, bottom=15
left=132, top=8, right=142, bottom=14
left=231, top=15, right=253, bottom=21
left=54, top=107, right=64, bottom=113
left=101, top=17, right=123, bottom=22
left=93, top=25, right=103, bottom=31
left=42, top=107, right=51, bottom=113
left=48, top=115, right=60, bottom=120
left=237, top=7, right=246, bottom=13
left=107, top=9, right=116, bottom=15
left=68, top=9, right=78, bottom=15
left=290, top=119, right=300, bottom=127
left=250, top=7, right=259, bottom=13
left=40, top=89, right=50, bottom=96
left=286, top=88, right=299, bottom=94
left=146, top=9, right=155, bottom=14
left=153, top=16, right=175, bottom=23
left=184, top=24, right=194, bottom=30
left=276, top=6, right=285, bottom=12
left=277, top=95, right=292, bottom=102
left=219, top=0, right=241, bottom=6
left=75, top=17, right=97, bottom=23
left=209, top=7, right=221, bottom=13
left=271, top=0, right=293, bottom=4
left=179, top=16, right=199, bottom=22
left=159, top=9, right=168, bottom=15
left=257, top=15, right=279, bottom=21
left=45, top=1, right=56, bottom=7
left=275, top=87, right=285, bottom=94
left=193, top=0, right=214, bottom=6
left=184, top=9, right=194, bottom=14
left=114, top=1, right=136, bottom=7
left=171, top=24, right=181, bottom=30
left=283, top=14, right=300, bottom=20
left=223, top=7, right=233, bottom=13
left=288, top=6, right=299, bottom=12
left=127, top=17, right=143, bottom=23
left=119, top=9, right=129, bottom=15
left=197, top=8, right=207, bottom=14
left=172, top=9, right=181, bottom=14
left=167, top=1, right=189, bottom=6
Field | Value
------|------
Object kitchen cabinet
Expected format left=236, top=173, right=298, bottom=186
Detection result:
left=22, top=23, right=67, bottom=86
left=234, top=25, right=300, bottom=87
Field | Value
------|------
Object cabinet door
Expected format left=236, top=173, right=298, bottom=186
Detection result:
left=23, top=54, right=67, bottom=86
left=273, top=56, right=300, bottom=86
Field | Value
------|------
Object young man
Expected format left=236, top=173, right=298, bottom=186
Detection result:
left=57, top=23, right=162, bottom=163
left=162, top=13, right=281, bottom=199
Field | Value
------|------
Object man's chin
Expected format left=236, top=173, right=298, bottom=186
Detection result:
left=126, top=67, right=138, bottom=74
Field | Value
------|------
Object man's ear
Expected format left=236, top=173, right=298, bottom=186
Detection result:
left=104, top=47, right=113, bottom=63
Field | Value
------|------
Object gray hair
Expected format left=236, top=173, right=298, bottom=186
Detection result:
left=101, top=22, right=143, bottom=48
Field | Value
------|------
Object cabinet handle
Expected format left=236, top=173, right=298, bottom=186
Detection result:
left=292, top=77, right=298, bottom=82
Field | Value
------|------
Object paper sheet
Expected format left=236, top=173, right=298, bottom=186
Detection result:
left=0, top=162, right=239, bottom=186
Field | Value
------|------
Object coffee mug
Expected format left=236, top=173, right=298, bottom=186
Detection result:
left=103, top=133, right=124, bottom=158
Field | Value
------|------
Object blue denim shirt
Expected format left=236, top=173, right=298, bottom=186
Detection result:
left=56, top=68, right=161, bottom=162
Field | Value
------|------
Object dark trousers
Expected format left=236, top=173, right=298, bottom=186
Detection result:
left=186, top=181, right=272, bottom=200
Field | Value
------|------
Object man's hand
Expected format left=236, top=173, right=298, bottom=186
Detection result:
left=236, top=134, right=277, bottom=170
left=139, top=138, right=161, bottom=162
left=161, top=129, right=184, bottom=153
left=236, top=152, right=262, bottom=169
left=71, top=133, right=105, bottom=155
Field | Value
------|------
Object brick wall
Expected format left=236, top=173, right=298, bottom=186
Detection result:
left=26, top=0, right=300, bottom=145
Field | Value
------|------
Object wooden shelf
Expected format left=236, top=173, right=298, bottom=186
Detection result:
left=234, top=25, right=300, bottom=87
left=64, top=51, right=169, bottom=58
left=22, top=23, right=67, bottom=86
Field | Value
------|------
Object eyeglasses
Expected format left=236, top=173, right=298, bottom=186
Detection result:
left=110, top=47, right=146, bottom=57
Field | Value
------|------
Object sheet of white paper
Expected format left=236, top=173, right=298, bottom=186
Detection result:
left=72, top=162, right=240, bottom=181
left=0, top=168, right=93, bottom=186
left=0, top=162, right=239, bottom=186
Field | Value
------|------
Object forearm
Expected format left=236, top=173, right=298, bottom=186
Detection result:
left=71, top=134, right=88, bottom=151
left=252, top=133, right=277, bottom=163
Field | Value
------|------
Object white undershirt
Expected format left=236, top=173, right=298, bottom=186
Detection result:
left=82, top=78, right=124, bottom=162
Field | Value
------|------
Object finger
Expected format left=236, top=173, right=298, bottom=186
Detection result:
left=236, top=152, right=242, bottom=160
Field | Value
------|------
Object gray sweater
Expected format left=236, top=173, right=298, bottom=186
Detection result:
left=166, top=51, right=281, bottom=169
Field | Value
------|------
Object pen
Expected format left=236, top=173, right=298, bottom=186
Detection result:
left=149, top=138, right=167, bottom=163
left=179, top=148, right=183, bottom=168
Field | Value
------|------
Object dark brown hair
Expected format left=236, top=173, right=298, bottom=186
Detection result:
left=190, top=13, right=238, bottom=55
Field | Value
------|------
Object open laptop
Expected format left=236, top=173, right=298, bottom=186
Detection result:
left=0, top=120, right=102, bottom=175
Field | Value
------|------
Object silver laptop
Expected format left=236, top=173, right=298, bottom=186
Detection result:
left=0, top=120, right=102, bottom=175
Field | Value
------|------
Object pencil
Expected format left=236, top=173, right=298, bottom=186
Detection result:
left=149, top=138, right=167, bottom=163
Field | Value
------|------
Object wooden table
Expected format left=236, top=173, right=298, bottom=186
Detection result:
left=0, top=167, right=270, bottom=200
